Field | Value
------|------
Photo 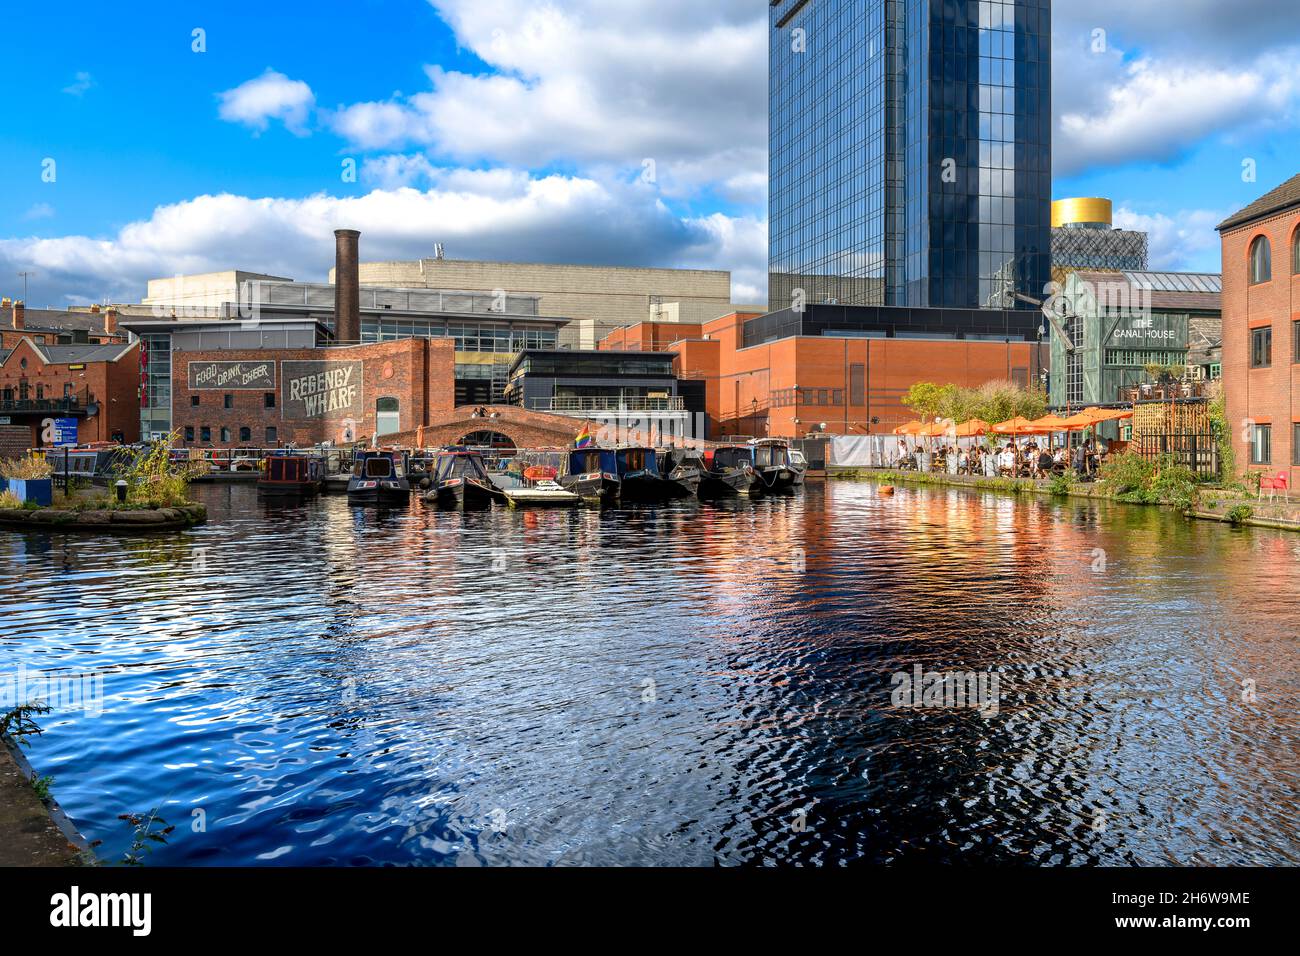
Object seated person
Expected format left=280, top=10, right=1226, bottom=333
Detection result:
left=997, top=445, right=1017, bottom=474
left=1037, top=449, right=1054, bottom=476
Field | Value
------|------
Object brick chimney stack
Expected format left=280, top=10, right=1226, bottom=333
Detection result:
left=104, top=308, right=118, bottom=337
left=12, top=300, right=24, bottom=330
left=334, top=229, right=361, bottom=345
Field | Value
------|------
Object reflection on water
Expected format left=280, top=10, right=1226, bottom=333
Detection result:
left=1, top=481, right=1297, bottom=865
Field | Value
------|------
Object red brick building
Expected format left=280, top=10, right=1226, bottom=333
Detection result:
left=603, top=311, right=1044, bottom=439
left=1218, top=174, right=1300, bottom=481
left=1, top=299, right=125, bottom=349
left=0, top=337, right=141, bottom=454
left=170, top=338, right=456, bottom=448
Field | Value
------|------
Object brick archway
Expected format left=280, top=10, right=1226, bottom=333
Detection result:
left=383, top=405, right=599, bottom=450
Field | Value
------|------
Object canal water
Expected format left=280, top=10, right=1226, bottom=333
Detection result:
left=2, top=481, right=1297, bottom=866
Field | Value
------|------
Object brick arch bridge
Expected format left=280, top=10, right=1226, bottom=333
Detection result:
left=383, top=405, right=599, bottom=450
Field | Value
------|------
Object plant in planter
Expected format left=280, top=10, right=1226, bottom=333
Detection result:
left=0, top=452, right=54, bottom=507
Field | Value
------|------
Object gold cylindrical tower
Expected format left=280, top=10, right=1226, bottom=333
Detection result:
left=1051, top=197, right=1113, bottom=229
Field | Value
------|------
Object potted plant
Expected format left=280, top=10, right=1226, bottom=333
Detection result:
left=1, top=452, right=55, bottom=507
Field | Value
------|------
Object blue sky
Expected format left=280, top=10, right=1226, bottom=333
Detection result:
left=3, top=0, right=1299, bottom=308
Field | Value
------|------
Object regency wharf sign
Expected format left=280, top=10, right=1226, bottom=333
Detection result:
left=188, top=361, right=276, bottom=390
left=281, top=360, right=364, bottom=421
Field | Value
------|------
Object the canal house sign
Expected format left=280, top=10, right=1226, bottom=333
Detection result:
left=282, top=360, right=363, bottom=420
left=188, top=361, right=276, bottom=391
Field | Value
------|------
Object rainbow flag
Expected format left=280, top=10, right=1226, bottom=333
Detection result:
left=574, top=424, right=593, bottom=449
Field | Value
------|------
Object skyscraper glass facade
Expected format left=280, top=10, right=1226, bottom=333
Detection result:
left=769, top=0, right=1051, bottom=312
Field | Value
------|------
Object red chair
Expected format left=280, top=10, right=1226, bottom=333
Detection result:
left=1258, top=471, right=1290, bottom=502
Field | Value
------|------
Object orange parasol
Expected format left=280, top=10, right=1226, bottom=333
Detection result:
left=992, top=416, right=1051, bottom=436
left=953, top=419, right=991, bottom=437
left=893, top=421, right=926, bottom=435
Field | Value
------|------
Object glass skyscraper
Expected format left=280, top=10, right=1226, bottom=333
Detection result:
left=769, top=0, right=1051, bottom=312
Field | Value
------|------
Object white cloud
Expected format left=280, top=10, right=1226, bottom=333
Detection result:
left=217, top=69, right=316, bottom=136
left=326, top=0, right=767, bottom=197
left=62, top=72, right=94, bottom=97
left=1113, top=206, right=1225, bottom=272
left=1055, top=52, right=1300, bottom=176
left=23, top=203, right=55, bottom=221
left=0, top=175, right=767, bottom=307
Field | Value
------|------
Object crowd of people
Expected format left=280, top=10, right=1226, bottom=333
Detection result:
left=895, top=439, right=1109, bottom=480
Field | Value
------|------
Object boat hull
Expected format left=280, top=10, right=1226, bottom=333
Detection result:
left=559, top=472, right=619, bottom=502
left=755, top=467, right=797, bottom=495
left=699, top=469, right=758, bottom=498
left=346, top=480, right=412, bottom=507
left=618, top=472, right=678, bottom=503
left=428, top=478, right=506, bottom=509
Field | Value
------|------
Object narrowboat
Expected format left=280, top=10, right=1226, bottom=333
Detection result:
left=699, top=444, right=759, bottom=497
left=425, top=450, right=508, bottom=509
left=346, top=450, right=412, bottom=507
left=751, top=438, right=798, bottom=494
left=614, top=446, right=675, bottom=502
left=257, top=454, right=323, bottom=499
left=788, top=448, right=808, bottom=486
left=560, top=448, right=621, bottom=502
left=658, top=449, right=705, bottom=499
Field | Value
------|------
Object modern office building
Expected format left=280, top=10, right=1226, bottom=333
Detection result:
left=504, top=349, right=706, bottom=444
left=1051, top=197, right=1149, bottom=278
left=769, top=0, right=1052, bottom=312
left=1218, top=173, right=1300, bottom=480
left=1049, top=269, right=1221, bottom=411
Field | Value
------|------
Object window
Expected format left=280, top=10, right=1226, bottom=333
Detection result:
left=1249, top=235, right=1272, bottom=284
left=239, top=427, right=251, bottom=443
left=1294, top=320, right=1300, bottom=364
left=1251, top=327, right=1272, bottom=368
left=1295, top=424, right=1300, bottom=466
left=200, top=426, right=211, bottom=442
left=223, top=394, right=234, bottom=409
left=1293, top=230, right=1300, bottom=275
left=63, top=383, right=73, bottom=397
left=184, top=426, right=194, bottom=442
left=191, top=395, right=200, bottom=406
left=265, top=427, right=278, bottom=444
left=264, top=392, right=276, bottom=409
left=35, top=385, right=43, bottom=400
left=220, top=427, right=230, bottom=443
left=1251, top=424, right=1271, bottom=465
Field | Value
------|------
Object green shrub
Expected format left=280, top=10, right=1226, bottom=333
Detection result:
left=1099, top=452, right=1154, bottom=498
left=1226, top=505, right=1254, bottom=526
left=1048, top=471, right=1076, bottom=496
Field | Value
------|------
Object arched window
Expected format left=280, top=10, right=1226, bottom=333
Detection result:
left=1293, top=229, right=1300, bottom=275
left=1249, top=235, right=1272, bottom=284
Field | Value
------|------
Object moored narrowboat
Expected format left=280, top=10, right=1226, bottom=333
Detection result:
left=751, top=438, right=798, bottom=494
left=257, top=453, right=323, bottom=498
left=560, top=448, right=621, bottom=502
left=658, top=449, right=704, bottom=499
left=615, top=446, right=674, bottom=503
left=425, top=449, right=508, bottom=509
left=700, top=444, right=759, bottom=497
left=347, top=450, right=412, bottom=507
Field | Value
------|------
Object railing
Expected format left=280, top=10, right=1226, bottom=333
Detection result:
left=536, top=396, right=687, bottom=413
left=0, top=393, right=86, bottom=414
left=1122, top=381, right=1211, bottom=402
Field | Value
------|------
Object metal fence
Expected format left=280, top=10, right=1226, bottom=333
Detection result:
left=1132, top=432, right=1218, bottom=476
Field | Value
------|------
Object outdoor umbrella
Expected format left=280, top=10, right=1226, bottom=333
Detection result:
left=953, top=419, right=991, bottom=437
